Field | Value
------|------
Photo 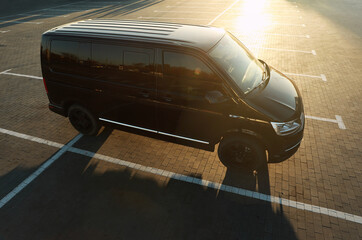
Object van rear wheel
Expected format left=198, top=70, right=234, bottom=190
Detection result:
left=218, top=135, right=266, bottom=172
left=68, top=105, right=100, bottom=136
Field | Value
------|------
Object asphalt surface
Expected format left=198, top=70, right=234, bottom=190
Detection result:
left=0, top=0, right=362, bottom=239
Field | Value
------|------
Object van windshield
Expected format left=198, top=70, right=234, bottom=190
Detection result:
left=209, top=33, right=264, bottom=95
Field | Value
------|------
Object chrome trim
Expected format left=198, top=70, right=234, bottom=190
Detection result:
left=99, top=118, right=209, bottom=144
left=229, top=114, right=269, bottom=124
left=285, top=139, right=302, bottom=152
left=99, top=118, right=158, bottom=133
left=229, top=114, right=241, bottom=119
left=158, top=131, right=209, bottom=144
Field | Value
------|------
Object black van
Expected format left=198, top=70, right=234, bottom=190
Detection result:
left=41, top=19, right=304, bottom=170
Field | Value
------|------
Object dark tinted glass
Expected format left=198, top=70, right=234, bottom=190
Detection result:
left=159, top=52, right=225, bottom=107
left=91, top=43, right=123, bottom=80
left=163, top=52, right=219, bottom=82
left=122, top=47, right=154, bottom=88
left=91, top=44, right=154, bottom=88
left=50, top=40, right=90, bottom=75
left=124, top=51, right=150, bottom=72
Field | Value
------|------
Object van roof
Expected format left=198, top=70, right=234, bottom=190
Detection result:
left=43, top=19, right=226, bottom=52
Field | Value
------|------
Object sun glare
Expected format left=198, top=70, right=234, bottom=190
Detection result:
left=230, top=0, right=270, bottom=56
left=235, top=0, right=270, bottom=33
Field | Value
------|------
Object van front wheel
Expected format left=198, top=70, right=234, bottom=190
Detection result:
left=68, top=105, right=100, bottom=136
left=218, top=135, right=266, bottom=171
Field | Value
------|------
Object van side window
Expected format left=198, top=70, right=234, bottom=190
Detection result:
left=124, top=51, right=150, bottom=73
left=91, top=44, right=154, bottom=87
left=163, top=52, right=219, bottom=82
left=122, top=47, right=154, bottom=88
left=91, top=43, right=123, bottom=80
left=50, top=40, right=90, bottom=75
left=161, top=51, right=227, bottom=108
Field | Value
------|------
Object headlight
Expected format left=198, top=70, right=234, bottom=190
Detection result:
left=271, top=119, right=301, bottom=136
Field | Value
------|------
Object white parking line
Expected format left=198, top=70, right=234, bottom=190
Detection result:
left=174, top=2, right=298, bottom=7
left=0, top=20, right=43, bottom=24
left=173, top=5, right=238, bottom=10
left=238, top=32, right=310, bottom=38
left=138, top=16, right=210, bottom=21
left=18, top=14, right=70, bottom=18
left=247, top=46, right=316, bottom=55
left=228, top=9, right=300, bottom=13
left=71, top=4, right=111, bottom=7
left=69, top=0, right=154, bottom=14
left=167, top=6, right=299, bottom=11
left=0, top=1, right=84, bottom=20
left=0, top=127, right=359, bottom=224
left=0, top=130, right=82, bottom=209
left=0, top=69, right=42, bottom=80
left=220, top=20, right=306, bottom=27
left=166, top=5, right=223, bottom=9
left=87, top=1, right=125, bottom=3
left=306, top=115, right=346, bottom=129
left=285, top=72, right=327, bottom=81
left=208, top=0, right=240, bottom=25
left=176, top=1, right=226, bottom=4
left=270, top=23, right=306, bottom=27
left=154, top=10, right=301, bottom=18
left=40, top=9, right=90, bottom=12
left=155, top=10, right=222, bottom=13
left=0, top=30, right=10, bottom=33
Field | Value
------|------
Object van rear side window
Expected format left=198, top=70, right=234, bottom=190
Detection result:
left=91, top=43, right=123, bottom=81
left=124, top=51, right=150, bottom=73
left=50, top=40, right=90, bottom=75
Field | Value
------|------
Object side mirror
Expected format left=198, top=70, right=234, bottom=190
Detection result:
left=205, top=90, right=230, bottom=104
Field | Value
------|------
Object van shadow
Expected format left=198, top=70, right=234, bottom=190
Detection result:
left=0, top=129, right=297, bottom=239
left=0, top=0, right=164, bottom=29
left=0, top=127, right=113, bottom=201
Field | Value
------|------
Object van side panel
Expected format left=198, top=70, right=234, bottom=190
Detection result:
left=43, top=35, right=157, bottom=130
left=45, top=37, right=102, bottom=117
left=92, top=43, right=157, bottom=130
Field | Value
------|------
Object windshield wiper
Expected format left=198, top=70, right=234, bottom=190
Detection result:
left=245, top=62, right=270, bottom=95
left=262, top=62, right=270, bottom=83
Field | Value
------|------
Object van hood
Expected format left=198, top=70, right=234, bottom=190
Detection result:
left=244, top=67, right=301, bottom=122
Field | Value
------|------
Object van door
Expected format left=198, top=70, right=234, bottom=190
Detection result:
left=157, top=50, right=235, bottom=144
left=92, top=43, right=157, bottom=131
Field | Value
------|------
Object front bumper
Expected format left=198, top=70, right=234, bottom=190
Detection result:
left=268, top=137, right=303, bottom=162
left=267, top=116, right=304, bottom=162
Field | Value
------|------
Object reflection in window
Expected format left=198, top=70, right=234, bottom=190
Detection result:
left=124, top=51, right=150, bottom=73
left=50, top=40, right=90, bottom=74
left=92, top=43, right=123, bottom=71
left=163, top=52, right=218, bottom=82
left=123, top=49, right=153, bottom=88
left=162, top=52, right=223, bottom=99
left=91, top=43, right=123, bottom=80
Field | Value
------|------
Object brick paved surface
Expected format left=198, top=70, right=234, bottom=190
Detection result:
left=0, top=0, right=361, bottom=239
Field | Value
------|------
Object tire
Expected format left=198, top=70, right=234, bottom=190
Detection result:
left=218, top=135, right=266, bottom=172
left=68, top=104, right=100, bottom=136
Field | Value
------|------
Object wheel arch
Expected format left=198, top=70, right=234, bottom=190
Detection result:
left=63, top=100, right=92, bottom=118
left=220, top=128, right=268, bottom=150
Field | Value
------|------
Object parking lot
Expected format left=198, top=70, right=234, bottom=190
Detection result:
left=0, top=0, right=361, bottom=239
